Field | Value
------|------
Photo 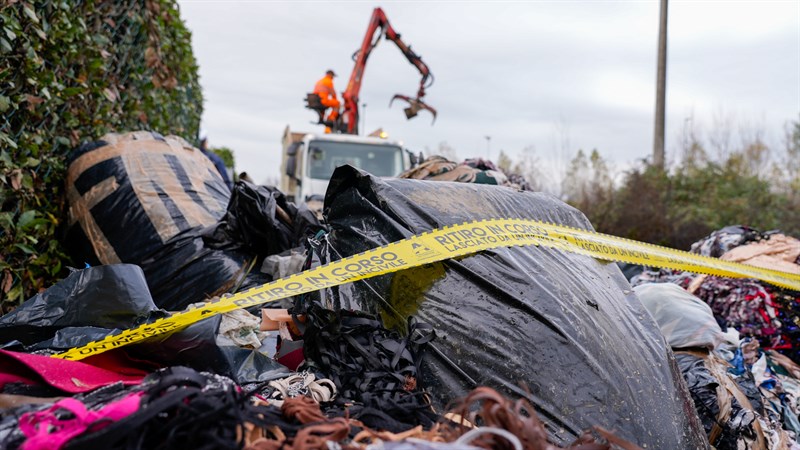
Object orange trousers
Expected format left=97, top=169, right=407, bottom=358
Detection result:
left=320, top=97, right=340, bottom=122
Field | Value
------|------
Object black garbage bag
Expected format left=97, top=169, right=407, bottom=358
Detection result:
left=132, top=314, right=289, bottom=384
left=203, top=181, right=324, bottom=256
left=0, top=264, right=164, bottom=346
left=64, top=131, right=266, bottom=310
left=0, top=264, right=288, bottom=384
left=674, top=352, right=763, bottom=449
left=316, top=166, right=708, bottom=448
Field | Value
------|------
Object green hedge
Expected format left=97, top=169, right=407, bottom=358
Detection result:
left=0, top=0, right=202, bottom=310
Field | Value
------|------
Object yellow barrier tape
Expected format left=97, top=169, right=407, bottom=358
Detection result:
left=53, top=218, right=800, bottom=361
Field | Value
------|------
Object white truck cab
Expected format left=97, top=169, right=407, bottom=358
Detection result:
left=280, top=126, right=412, bottom=208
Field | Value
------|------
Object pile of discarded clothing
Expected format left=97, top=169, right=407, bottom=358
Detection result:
left=0, top=133, right=714, bottom=448
left=0, top=360, right=644, bottom=450
left=633, top=226, right=800, bottom=362
left=398, top=155, right=532, bottom=191
left=632, top=226, right=800, bottom=449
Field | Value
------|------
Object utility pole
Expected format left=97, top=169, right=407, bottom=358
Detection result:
left=485, top=135, right=491, bottom=161
left=653, top=0, right=668, bottom=170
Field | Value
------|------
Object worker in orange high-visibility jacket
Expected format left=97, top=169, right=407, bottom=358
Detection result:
left=313, top=70, right=340, bottom=132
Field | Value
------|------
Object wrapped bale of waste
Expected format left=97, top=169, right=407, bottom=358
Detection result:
left=313, top=166, right=708, bottom=448
left=65, top=131, right=263, bottom=310
left=64, top=131, right=246, bottom=309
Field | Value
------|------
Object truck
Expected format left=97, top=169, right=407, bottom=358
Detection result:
left=279, top=126, right=414, bottom=211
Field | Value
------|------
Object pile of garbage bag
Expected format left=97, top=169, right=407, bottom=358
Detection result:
left=0, top=264, right=290, bottom=384
left=64, top=131, right=322, bottom=311
left=0, top=262, right=647, bottom=449
left=18, top=133, right=800, bottom=448
left=1, top=130, right=709, bottom=449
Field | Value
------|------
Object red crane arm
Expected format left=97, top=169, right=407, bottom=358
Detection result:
left=341, top=8, right=435, bottom=135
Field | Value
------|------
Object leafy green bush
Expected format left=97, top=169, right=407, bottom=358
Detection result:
left=0, top=0, right=202, bottom=310
left=593, top=163, right=783, bottom=250
left=571, top=131, right=800, bottom=250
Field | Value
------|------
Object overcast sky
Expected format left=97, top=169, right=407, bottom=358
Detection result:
left=178, top=1, right=799, bottom=185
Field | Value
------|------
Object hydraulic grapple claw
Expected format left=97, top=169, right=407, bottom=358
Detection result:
left=390, top=94, right=437, bottom=124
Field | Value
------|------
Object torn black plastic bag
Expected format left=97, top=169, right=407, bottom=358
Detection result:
left=203, top=181, right=324, bottom=257
left=131, top=314, right=290, bottom=384
left=318, top=166, right=708, bottom=448
left=0, top=264, right=165, bottom=347
left=674, top=352, right=762, bottom=450
left=64, top=131, right=267, bottom=310
left=0, top=264, right=288, bottom=384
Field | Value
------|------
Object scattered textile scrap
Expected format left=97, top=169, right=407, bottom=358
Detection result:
left=398, top=156, right=532, bottom=191
left=0, top=364, right=641, bottom=450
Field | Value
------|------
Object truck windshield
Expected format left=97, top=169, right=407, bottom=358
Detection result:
left=307, top=140, right=404, bottom=179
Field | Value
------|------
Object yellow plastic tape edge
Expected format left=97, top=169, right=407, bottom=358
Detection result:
left=53, top=218, right=800, bottom=361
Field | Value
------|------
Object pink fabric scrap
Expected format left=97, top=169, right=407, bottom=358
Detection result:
left=0, top=350, right=145, bottom=394
left=19, top=392, right=142, bottom=450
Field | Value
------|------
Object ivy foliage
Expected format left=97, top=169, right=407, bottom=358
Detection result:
left=0, top=0, right=202, bottom=310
